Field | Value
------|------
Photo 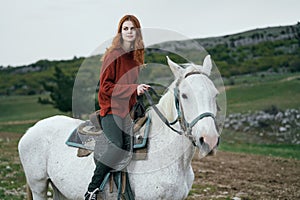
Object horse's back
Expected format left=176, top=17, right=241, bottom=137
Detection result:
left=19, top=115, right=76, bottom=148
left=18, top=115, right=81, bottom=173
left=19, top=115, right=82, bottom=155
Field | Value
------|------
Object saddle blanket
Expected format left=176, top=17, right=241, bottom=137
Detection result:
left=65, top=117, right=151, bottom=161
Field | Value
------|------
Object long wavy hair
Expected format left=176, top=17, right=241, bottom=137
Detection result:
left=101, top=15, right=144, bottom=65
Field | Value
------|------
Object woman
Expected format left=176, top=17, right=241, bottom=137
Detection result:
left=85, top=15, right=149, bottom=200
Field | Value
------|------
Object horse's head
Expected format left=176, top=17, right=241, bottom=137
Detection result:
left=166, top=55, right=220, bottom=158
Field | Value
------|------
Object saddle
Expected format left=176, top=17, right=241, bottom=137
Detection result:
left=66, top=111, right=150, bottom=159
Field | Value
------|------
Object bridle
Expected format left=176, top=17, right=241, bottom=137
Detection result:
left=144, top=71, right=217, bottom=146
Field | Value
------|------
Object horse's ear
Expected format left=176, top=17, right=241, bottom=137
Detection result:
left=202, top=55, right=212, bottom=76
left=166, top=56, right=184, bottom=78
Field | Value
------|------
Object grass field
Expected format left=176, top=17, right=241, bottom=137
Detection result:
left=0, top=95, right=67, bottom=123
left=219, top=142, right=300, bottom=160
left=226, top=74, right=300, bottom=113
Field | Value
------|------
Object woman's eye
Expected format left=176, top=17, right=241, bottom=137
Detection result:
left=123, top=27, right=128, bottom=31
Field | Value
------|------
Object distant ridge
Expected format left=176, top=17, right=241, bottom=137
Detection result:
left=0, top=23, right=299, bottom=95
left=151, top=22, right=300, bottom=50
left=1, top=22, right=299, bottom=69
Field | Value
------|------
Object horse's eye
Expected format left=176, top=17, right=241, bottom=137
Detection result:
left=181, top=93, right=188, bottom=99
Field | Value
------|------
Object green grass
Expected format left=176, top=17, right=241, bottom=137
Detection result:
left=226, top=78, right=300, bottom=113
left=225, top=72, right=299, bottom=85
left=188, top=184, right=218, bottom=197
left=0, top=95, right=67, bottom=122
left=219, top=142, right=300, bottom=160
left=0, top=134, right=26, bottom=199
left=0, top=123, right=35, bottom=134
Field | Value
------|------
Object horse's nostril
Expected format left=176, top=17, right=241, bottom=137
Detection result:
left=199, top=137, right=204, bottom=145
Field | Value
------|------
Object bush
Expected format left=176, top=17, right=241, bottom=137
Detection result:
left=263, top=105, right=281, bottom=115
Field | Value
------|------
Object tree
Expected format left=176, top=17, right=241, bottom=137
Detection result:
left=38, top=66, right=74, bottom=112
left=291, top=23, right=300, bottom=48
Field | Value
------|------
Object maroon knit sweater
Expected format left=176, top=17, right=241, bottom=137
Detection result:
left=98, top=48, right=139, bottom=118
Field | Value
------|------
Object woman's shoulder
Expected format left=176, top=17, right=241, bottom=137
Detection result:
left=105, top=48, right=125, bottom=60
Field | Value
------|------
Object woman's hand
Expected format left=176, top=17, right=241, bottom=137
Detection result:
left=137, top=84, right=150, bottom=96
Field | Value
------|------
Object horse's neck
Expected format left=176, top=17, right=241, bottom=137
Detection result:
left=146, top=89, right=195, bottom=170
left=156, top=89, right=177, bottom=122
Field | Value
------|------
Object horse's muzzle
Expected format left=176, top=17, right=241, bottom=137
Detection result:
left=198, top=136, right=219, bottom=157
left=207, top=137, right=220, bottom=156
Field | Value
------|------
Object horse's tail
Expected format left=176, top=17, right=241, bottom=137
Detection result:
left=26, top=183, right=33, bottom=200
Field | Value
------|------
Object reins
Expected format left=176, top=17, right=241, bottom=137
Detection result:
left=144, top=88, right=184, bottom=135
left=144, top=71, right=217, bottom=146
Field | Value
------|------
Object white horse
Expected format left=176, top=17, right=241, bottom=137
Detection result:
left=18, top=55, right=220, bottom=200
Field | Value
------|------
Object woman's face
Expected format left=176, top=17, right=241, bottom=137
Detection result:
left=121, top=20, right=136, bottom=43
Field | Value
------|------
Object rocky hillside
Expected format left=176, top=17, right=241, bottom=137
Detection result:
left=225, top=107, right=300, bottom=144
left=0, top=23, right=299, bottom=95
left=151, top=22, right=300, bottom=77
left=153, top=22, right=299, bottom=51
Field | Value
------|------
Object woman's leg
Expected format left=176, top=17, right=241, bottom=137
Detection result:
left=87, top=114, right=124, bottom=191
left=122, top=114, right=133, bottom=152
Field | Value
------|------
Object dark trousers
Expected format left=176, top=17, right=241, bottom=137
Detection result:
left=88, top=114, right=131, bottom=192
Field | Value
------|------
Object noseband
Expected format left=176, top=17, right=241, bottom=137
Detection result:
left=144, top=71, right=217, bottom=146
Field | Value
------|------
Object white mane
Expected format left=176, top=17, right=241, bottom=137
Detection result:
left=156, top=88, right=176, bottom=121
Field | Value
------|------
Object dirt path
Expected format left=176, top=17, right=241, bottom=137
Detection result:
left=187, top=151, right=300, bottom=200
left=279, top=75, right=300, bottom=82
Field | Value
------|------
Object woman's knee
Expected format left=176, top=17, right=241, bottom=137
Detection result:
left=101, top=114, right=124, bottom=148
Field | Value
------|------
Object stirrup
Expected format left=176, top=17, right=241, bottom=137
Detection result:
left=85, top=188, right=99, bottom=200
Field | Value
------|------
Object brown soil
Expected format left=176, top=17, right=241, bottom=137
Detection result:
left=0, top=132, right=22, bottom=140
left=187, top=151, right=300, bottom=200
left=1, top=131, right=299, bottom=199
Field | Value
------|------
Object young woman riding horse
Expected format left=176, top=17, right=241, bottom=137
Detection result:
left=85, top=15, right=150, bottom=200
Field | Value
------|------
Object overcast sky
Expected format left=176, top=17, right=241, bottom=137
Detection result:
left=1, top=0, right=300, bottom=67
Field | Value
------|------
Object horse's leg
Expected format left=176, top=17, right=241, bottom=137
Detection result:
left=19, top=126, right=49, bottom=200
left=51, top=181, right=68, bottom=200
left=22, top=163, right=48, bottom=200
left=26, top=183, right=33, bottom=200
left=29, top=179, right=48, bottom=200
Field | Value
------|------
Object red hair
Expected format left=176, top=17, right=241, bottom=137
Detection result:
left=102, top=15, right=144, bottom=65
